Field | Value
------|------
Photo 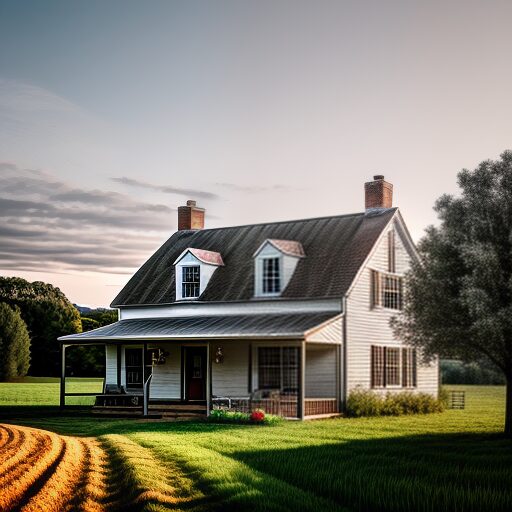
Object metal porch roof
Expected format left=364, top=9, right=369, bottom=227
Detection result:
left=58, top=312, right=338, bottom=344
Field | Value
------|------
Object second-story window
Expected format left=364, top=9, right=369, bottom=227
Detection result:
left=371, top=270, right=403, bottom=310
left=262, top=257, right=281, bottom=294
left=182, top=266, right=200, bottom=298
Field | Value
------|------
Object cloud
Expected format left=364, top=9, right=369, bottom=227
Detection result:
left=112, top=176, right=218, bottom=200
left=0, top=163, right=175, bottom=276
left=214, top=182, right=293, bottom=193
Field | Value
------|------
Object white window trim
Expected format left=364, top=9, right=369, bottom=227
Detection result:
left=181, top=264, right=201, bottom=300
left=260, top=256, right=282, bottom=297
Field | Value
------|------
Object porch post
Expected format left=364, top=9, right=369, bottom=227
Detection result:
left=206, top=342, right=211, bottom=417
left=298, top=341, right=306, bottom=419
left=143, top=342, right=148, bottom=416
left=60, top=344, right=66, bottom=408
left=116, top=345, right=122, bottom=388
left=336, top=344, right=342, bottom=413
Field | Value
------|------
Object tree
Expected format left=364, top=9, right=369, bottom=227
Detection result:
left=0, top=277, right=82, bottom=376
left=393, top=151, right=512, bottom=436
left=0, top=302, right=30, bottom=380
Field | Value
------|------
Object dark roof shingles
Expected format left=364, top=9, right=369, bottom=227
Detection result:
left=111, top=209, right=396, bottom=306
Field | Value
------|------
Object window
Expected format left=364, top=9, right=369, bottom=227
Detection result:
left=262, top=257, right=281, bottom=294
left=258, top=347, right=299, bottom=393
left=371, top=271, right=403, bottom=310
left=182, top=266, right=200, bottom=298
left=385, top=347, right=400, bottom=386
left=402, top=348, right=417, bottom=387
left=371, top=345, right=414, bottom=388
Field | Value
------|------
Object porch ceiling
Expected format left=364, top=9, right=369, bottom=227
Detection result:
left=58, top=312, right=338, bottom=344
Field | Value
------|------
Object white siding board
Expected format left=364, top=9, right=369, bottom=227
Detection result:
left=105, top=345, right=117, bottom=385
left=119, top=299, right=341, bottom=320
left=305, top=344, right=337, bottom=398
left=306, top=317, right=342, bottom=344
left=212, top=341, right=251, bottom=397
left=148, top=343, right=181, bottom=399
left=346, top=219, right=439, bottom=397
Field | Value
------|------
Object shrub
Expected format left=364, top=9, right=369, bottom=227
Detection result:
left=208, top=409, right=281, bottom=425
left=346, top=388, right=383, bottom=417
left=346, top=388, right=446, bottom=417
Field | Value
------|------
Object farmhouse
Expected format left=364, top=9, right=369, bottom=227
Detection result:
left=59, top=176, right=439, bottom=419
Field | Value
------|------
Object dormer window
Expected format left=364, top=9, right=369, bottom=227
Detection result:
left=174, top=248, right=224, bottom=301
left=182, top=266, right=200, bottom=298
left=263, top=257, right=281, bottom=294
left=253, top=239, right=305, bottom=298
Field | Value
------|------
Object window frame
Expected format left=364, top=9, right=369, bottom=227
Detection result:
left=181, top=265, right=201, bottom=299
left=371, top=270, right=403, bottom=311
left=257, top=346, right=299, bottom=394
left=371, top=345, right=416, bottom=389
left=261, top=256, right=282, bottom=296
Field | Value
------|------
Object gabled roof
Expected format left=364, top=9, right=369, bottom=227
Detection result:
left=254, top=239, right=306, bottom=258
left=111, top=208, right=397, bottom=307
left=174, top=248, right=224, bottom=266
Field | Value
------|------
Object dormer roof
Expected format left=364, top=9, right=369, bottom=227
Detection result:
left=253, top=239, right=306, bottom=258
left=174, top=248, right=224, bottom=266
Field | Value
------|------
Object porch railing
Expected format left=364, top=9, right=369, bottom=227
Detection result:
left=213, top=396, right=339, bottom=418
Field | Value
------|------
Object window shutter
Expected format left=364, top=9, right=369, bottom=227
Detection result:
left=371, top=345, right=385, bottom=388
left=371, top=270, right=381, bottom=308
left=388, top=230, right=396, bottom=273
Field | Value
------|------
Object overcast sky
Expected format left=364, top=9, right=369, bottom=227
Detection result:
left=1, top=0, right=511, bottom=307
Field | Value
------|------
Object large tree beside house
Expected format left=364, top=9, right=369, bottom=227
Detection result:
left=393, top=151, right=512, bottom=436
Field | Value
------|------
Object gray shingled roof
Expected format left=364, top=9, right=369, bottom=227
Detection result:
left=111, top=208, right=397, bottom=307
left=59, top=312, right=337, bottom=343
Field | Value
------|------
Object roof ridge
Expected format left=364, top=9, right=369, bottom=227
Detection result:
left=180, top=208, right=397, bottom=233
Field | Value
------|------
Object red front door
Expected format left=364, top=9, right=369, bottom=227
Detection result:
left=185, top=347, right=207, bottom=401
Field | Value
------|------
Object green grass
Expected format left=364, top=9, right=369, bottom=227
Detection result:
left=0, top=376, right=104, bottom=406
left=1, top=385, right=510, bottom=511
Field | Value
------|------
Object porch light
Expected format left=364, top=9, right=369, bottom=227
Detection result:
left=214, top=346, right=224, bottom=364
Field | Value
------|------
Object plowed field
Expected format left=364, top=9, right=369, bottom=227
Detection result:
left=0, top=424, right=108, bottom=512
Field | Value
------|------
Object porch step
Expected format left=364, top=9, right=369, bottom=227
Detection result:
left=92, top=404, right=206, bottom=419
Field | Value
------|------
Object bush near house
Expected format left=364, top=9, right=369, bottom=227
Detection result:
left=208, top=408, right=281, bottom=425
left=346, top=388, right=446, bottom=417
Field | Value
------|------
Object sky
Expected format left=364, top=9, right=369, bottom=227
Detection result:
left=0, top=0, right=511, bottom=307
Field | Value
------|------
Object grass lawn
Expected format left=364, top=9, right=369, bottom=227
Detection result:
left=0, top=384, right=510, bottom=511
left=0, top=376, right=104, bottom=405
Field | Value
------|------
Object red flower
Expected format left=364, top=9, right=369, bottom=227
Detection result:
left=250, top=409, right=265, bottom=422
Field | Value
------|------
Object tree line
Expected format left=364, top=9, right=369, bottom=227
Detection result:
left=0, top=277, right=116, bottom=379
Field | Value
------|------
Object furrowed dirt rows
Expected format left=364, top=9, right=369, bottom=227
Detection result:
left=0, top=424, right=109, bottom=512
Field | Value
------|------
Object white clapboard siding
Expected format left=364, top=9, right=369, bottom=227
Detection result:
left=306, top=316, right=342, bottom=344
left=148, top=343, right=182, bottom=399
left=346, top=217, right=439, bottom=397
left=105, top=345, right=118, bottom=385
left=212, top=341, right=251, bottom=397
left=305, top=344, right=337, bottom=398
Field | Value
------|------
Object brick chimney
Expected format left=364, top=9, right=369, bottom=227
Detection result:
left=365, top=175, right=393, bottom=210
left=178, top=200, right=205, bottom=230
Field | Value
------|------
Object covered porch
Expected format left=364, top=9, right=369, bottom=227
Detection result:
left=58, top=312, right=343, bottom=420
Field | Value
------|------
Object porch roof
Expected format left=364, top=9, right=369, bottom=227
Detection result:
left=58, top=312, right=338, bottom=344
